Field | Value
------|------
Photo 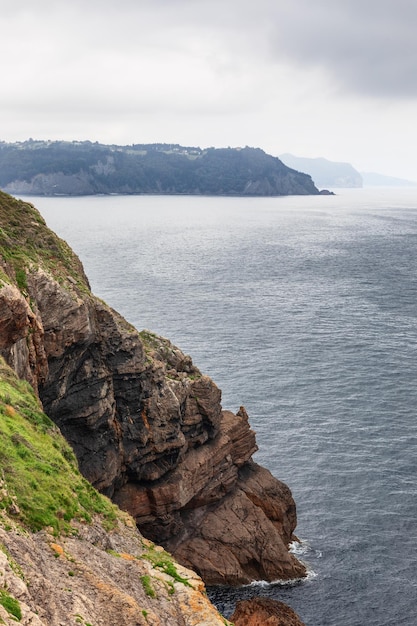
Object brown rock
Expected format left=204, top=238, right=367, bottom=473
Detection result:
left=231, top=597, right=306, bottom=626
left=0, top=282, right=47, bottom=393
left=167, top=463, right=306, bottom=585
left=238, top=462, right=297, bottom=546
left=0, top=193, right=306, bottom=588
left=0, top=283, right=30, bottom=348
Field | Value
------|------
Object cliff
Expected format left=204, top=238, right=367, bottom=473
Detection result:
left=0, top=191, right=306, bottom=620
left=0, top=140, right=319, bottom=197
left=0, top=357, right=230, bottom=625
left=280, top=153, right=363, bottom=188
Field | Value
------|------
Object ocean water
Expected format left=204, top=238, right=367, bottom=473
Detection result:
left=26, top=189, right=417, bottom=626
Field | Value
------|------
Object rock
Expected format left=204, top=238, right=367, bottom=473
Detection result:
left=231, top=597, right=306, bottom=626
left=167, top=468, right=306, bottom=585
left=0, top=517, right=230, bottom=626
left=0, top=282, right=47, bottom=393
left=0, top=192, right=306, bottom=587
left=0, top=356, right=231, bottom=625
left=0, top=283, right=31, bottom=347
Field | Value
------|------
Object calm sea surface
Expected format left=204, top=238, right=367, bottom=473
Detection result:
left=25, top=189, right=417, bottom=626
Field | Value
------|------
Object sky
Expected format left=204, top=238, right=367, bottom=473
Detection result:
left=1, top=0, right=417, bottom=180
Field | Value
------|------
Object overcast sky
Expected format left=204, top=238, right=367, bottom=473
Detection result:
left=1, top=0, right=417, bottom=179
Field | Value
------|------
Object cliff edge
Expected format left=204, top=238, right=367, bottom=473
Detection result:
left=0, top=191, right=306, bottom=588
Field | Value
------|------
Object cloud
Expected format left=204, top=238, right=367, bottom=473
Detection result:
left=74, top=0, right=417, bottom=100
left=0, top=0, right=416, bottom=179
left=1, top=1, right=272, bottom=120
left=4, top=0, right=417, bottom=109
left=264, top=0, right=417, bottom=98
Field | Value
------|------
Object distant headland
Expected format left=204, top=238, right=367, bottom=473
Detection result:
left=0, top=140, right=319, bottom=197
left=280, top=153, right=417, bottom=188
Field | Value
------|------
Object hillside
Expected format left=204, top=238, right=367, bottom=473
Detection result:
left=0, top=140, right=319, bottom=196
left=280, top=153, right=363, bottom=188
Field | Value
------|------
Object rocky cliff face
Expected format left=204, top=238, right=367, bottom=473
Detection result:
left=0, top=356, right=230, bottom=626
left=0, top=192, right=306, bottom=588
left=0, top=520, right=230, bottom=626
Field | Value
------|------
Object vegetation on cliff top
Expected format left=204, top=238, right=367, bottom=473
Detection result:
left=0, top=140, right=319, bottom=196
left=0, top=357, right=119, bottom=534
left=0, top=190, right=89, bottom=292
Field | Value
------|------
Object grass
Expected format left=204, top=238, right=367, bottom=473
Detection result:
left=141, top=544, right=192, bottom=587
left=0, top=191, right=90, bottom=294
left=140, top=575, right=156, bottom=599
left=0, top=589, right=21, bottom=621
left=74, top=616, right=93, bottom=626
left=0, top=358, right=119, bottom=535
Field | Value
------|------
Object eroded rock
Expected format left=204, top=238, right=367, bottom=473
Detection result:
left=0, top=517, right=230, bottom=626
left=0, top=194, right=306, bottom=587
left=0, top=282, right=47, bottom=392
left=231, top=597, right=306, bottom=626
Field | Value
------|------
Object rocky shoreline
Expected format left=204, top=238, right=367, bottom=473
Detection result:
left=0, top=191, right=306, bottom=623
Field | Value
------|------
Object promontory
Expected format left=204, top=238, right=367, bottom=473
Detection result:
left=0, top=140, right=319, bottom=197
left=0, top=191, right=306, bottom=624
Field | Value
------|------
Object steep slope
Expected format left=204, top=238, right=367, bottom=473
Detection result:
left=0, top=141, right=319, bottom=196
left=0, top=191, right=306, bottom=587
left=0, top=357, right=230, bottom=625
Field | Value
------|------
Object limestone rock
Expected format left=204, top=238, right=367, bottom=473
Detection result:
left=0, top=517, right=230, bottom=626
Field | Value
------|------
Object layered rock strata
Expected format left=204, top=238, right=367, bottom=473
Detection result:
left=0, top=192, right=306, bottom=586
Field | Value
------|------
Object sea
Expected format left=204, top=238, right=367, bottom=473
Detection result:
left=23, top=188, right=417, bottom=626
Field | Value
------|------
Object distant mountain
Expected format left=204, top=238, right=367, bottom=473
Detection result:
left=0, top=140, right=319, bottom=197
left=361, top=172, right=417, bottom=187
left=280, top=153, right=363, bottom=188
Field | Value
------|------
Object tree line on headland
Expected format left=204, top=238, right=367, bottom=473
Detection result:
left=0, top=139, right=319, bottom=196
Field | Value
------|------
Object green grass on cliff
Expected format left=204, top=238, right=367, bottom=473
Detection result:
left=0, top=587, right=22, bottom=621
left=141, top=543, right=192, bottom=587
left=0, top=191, right=89, bottom=293
left=0, top=358, right=118, bottom=535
